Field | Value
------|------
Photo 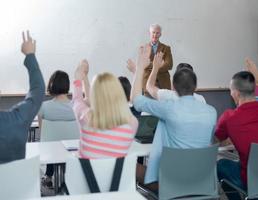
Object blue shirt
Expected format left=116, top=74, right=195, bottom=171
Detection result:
left=151, top=42, right=159, bottom=54
left=133, top=95, right=217, bottom=183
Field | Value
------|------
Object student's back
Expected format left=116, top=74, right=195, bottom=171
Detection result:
left=0, top=32, right=45, bottom=163
left=38, top=70, right=75, bottom=123
left=73, top=60, right=138, bottom=159
left=130, top=47, right=217, bottom=186
left=163, top=97, right=216, bottom=148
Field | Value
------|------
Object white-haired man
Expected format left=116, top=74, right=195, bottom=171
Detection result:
left=128, top=24, right=173, bottom=96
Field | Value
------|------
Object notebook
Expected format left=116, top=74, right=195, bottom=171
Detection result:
left=61, top=139, right=79, bottom=151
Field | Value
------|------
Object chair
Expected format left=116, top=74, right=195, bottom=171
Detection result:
left=221, top=143, right=258, bottom=200
left=158, top=145, right=219, bottom=200
left=0, top=156, right=40, bottom=200
left=40, top=119, right=80, bottom=142
left=135, top=115, right=159, bottom=144
left=65, top=154, right=137, bottom=195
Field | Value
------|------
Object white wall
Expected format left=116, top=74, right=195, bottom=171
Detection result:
left=0, top=0, right=258, bottom=93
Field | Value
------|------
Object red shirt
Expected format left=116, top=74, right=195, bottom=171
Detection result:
left=255, top=85, right=258, bottom=96
left=215, top=101, right=258, bottom=184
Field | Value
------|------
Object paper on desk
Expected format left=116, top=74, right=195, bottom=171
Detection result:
left=61, top=139, right=79, bottom=151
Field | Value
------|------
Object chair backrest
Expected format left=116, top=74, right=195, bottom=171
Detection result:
left=0, top=156, right=40, bottom=200
left=65, top=154, right=137, bottom=195
left=41, top=119, right=80, bottom=142
left=159, top=145, right=219, bottom=200
left=135, top=115, right=159, bottom=143
left=247, top=143, right=258, bottom=198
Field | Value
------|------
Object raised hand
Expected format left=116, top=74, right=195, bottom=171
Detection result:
left=153, top=52, right=164, bottom=70
left=81, top=59, right=89, bottom=75
left=127, top=59, right=136, bottom=74
left=21, top=31, right=36, bottom=55
left=136, top=44, right=151, bottom=70
left=75, top=59, right=89, bottom=80
left=245, top=57, right=258, bottom=73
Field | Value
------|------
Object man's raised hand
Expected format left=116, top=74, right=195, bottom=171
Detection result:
left=21, top=31, right=36, bottom=55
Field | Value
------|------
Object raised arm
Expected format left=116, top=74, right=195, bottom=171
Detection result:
left=245, top=57, right=258, bottom=85
left=146, top=52, right=164, bottom=99
left=72, top=59, right=90, bottom=126
left=11, top=31, right=45, bottom=123
left=158, top=46, right=173, bottom=73
left=126, top=59, right=136, bottom=75
left=130, top=45, right=151, bottom=101
left=82, top=65, right=90, bottom=106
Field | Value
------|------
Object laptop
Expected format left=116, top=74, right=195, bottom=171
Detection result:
left=135, top=115, right=159, bottom=144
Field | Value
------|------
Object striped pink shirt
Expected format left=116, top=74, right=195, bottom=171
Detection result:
left=72, top=80, right=138, bottom=159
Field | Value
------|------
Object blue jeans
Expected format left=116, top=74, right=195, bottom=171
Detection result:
left=217, top=159, right=246, bottom=200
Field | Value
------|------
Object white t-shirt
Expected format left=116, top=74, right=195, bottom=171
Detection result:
left=157, top=89, right=206, bottom=103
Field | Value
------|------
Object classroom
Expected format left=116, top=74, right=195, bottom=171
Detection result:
left=0, top=0, right=258, bottom=199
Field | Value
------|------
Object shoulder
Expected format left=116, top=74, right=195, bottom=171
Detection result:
left=219, top=109, right=235, bottom=121
left=41, top=99, right=55, bottom=107
left=193, top=93, right=206, bottom=103
left=158, top=89, right=178, bottom=101
left=159, top=42, right=171, bottom=50
left=197, top=101, right=217, bottom=116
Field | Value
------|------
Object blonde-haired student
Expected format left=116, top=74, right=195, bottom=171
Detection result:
left=72, top=60, right=138, bottom=159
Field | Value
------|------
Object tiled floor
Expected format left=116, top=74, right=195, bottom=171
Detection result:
left=40, top=165, right=55, bottom=197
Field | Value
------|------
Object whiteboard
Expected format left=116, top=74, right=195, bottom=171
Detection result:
left=0, top=0, right=258, bottom=94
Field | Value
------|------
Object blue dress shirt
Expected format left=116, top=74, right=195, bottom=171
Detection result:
left=133, top=95, right=217, bottom=183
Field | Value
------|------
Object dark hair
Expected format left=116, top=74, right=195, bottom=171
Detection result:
left=231, top=71, right=255, bottom=97
left=47, top=70, right=70, bottom=96
left=118, top=76, right=131, bottom=101
left=173, top=68, right=197, bottom=96
left=176, top=63, right=193, bottom=72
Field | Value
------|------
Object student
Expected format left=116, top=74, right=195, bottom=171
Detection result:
left=131, top=46, right=217, bottom=191
left=215, top=71, right=258, bottom=200
left=0, top=31, right=45, bottom=163
left=127, top=59, right=206, bottom=102
left=38, top=70, right=75, bottom=125
left=38, top=70, right=75, bottom=188
left=147, top=62, right=206, bottom=103
left=118, top=76, right=141, bottom=117
left=72, top=60, right=138, bottom=159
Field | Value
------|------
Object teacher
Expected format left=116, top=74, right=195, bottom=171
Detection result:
left=143, top=24, right=173, bottom=96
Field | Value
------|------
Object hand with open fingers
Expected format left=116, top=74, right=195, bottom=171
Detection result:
left=153, top=52, right=164, bottom=70
left=21, top=31, right=36, bottom=55
left=80, top=59, right=89, bottom=76
left=75, top=59, right=89, bottom=80
left=245, top=57, right=258, bottom=73
left=136, top=45, right=151, bottom=70
left=127, top=59, right=136, bottom=74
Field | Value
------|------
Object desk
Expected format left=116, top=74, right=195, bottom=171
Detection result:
left=26, top=141, right=70, bottom=164
left=61, top=139, right=152, bottom=157
left=26, top=140, right=236, bottom=194
left=26, top=140, right=151, bottom=163
left=26, top=141, right=235, bottom=166
left=28, top=191, right=146, bottom=200
left=26, top=141, right=70, bottom=193
left=26, top=140, right=151, bottom=194
left=28, top=120, right=39, bottom=142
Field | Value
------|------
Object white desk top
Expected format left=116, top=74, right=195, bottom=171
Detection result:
left=26, top=140, right=151, bottom=164
left=26, top=139, right=233, bottom=165
left=26, top=141, right=70, bottom=164
left=28, top=191, right=146, bottom=200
